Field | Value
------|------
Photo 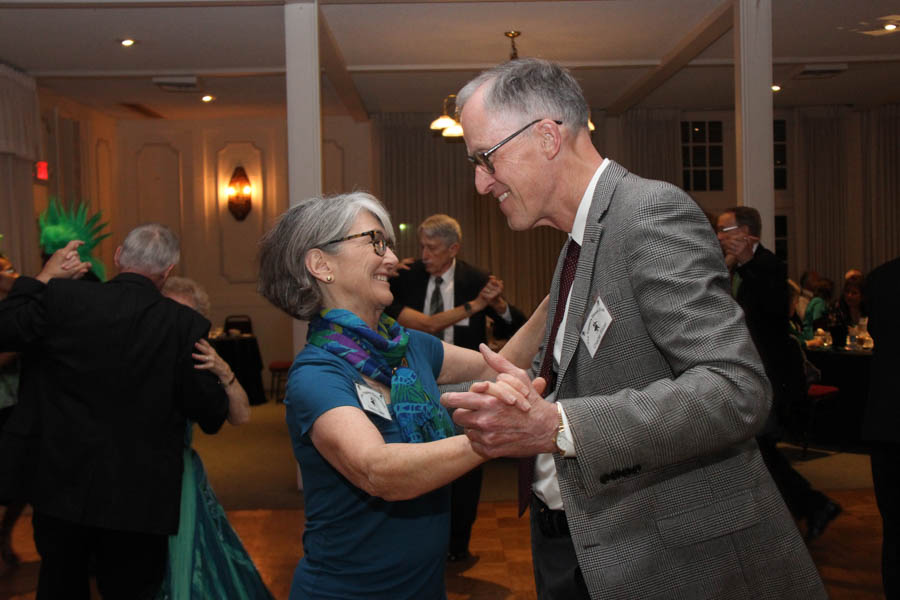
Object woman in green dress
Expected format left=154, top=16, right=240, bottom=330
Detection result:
left=160, top=276, right=273, bottom=600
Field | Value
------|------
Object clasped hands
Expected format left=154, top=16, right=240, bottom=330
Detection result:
left=441, top=344, right=559, bottom=458
left=479, top=275, right=508, bottom=315
left=721, top=234, right=758, bottom=269
left=36, top=240, right=92, bottom=283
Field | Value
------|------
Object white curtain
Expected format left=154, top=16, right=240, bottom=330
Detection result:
left=861, top=104, right=900, bottom=270
left=615, top=108, right=681, bottom=186
left=793, top=106, right=851, bottom=287
left=374, top=113, right=566, bottom=314
left=0, top=64, right=42, bottom=274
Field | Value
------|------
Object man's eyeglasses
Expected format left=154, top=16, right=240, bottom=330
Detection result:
left=716, top=225, right=739, bottom=234
left=323, top=230, right=394, bottom=257
left=467, top=119, right=563, bottom=174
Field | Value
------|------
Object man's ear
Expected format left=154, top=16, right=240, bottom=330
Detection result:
left=537, top=119, right=562, bottom=160
left=448, top=242, right=460, bottom=259
left=305, top=248, right=332, bottom=283
left=113, top=246, right=122, bottom=269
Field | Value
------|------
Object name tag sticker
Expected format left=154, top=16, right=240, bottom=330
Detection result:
left=581, top=295, right=612, bottom=357
left=355, top=382, right=392, bottom=421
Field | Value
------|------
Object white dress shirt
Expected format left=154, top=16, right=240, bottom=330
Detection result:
left=533, top=158, right=609, bottom=510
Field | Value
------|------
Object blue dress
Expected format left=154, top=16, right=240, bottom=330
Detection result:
left=156, top=423, right=274, bottom=600
left=286, top=329, right=449, bottom=600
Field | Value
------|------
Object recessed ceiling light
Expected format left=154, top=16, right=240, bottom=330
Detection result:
left=120, top=39, right=135, bottom=47
left=771, top=84, right=782, bottom=92
left=201, top=95, right=215, bottom=103
left=886, top=24, right=898, bottom=31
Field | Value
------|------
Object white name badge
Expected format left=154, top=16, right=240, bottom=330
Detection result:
left=355, top=382, right=392, bottom=421
left=581, top=295, right=613, bottom=358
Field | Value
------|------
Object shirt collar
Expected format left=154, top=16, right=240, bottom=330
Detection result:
left=570, top=158, right=609, bottom=245
left=433, top=258, right=456, bottom=283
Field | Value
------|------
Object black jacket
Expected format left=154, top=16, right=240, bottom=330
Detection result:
left=862, top=257, right=900, bottom=443
left=387, top=259, right=525, bottom=351
left=0, top=273, right=228, bottom=534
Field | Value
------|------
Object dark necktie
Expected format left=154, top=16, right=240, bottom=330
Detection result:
left=518, top=239, right=581, bottom=516
left=430, top=276, right=444, bottom=315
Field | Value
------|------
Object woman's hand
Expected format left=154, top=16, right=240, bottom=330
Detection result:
left=192, top=339, right=233, bottom=384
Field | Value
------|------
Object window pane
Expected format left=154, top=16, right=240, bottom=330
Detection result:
left=708, top=121, right=723, bottom=143
left=774, top=144, right=786, bottom=166
left=709, top=145, right=723, bottom=167
left=682, top=170, right=691, bottom=190
left=775, top=215, right=788, bottom=237
left=773, top=119, right=786, bottom=142
left=681, top=121, right=690, bottom=144
left=682, top=146, right=691, bottom=167
left=693, top=169, right=707, bottom=191
left=692, top=146, right=706, bottom=167
left=709, top=169, right=723, bottom=191
left=774, top=167, right=787, bottom=190
left=691, top=122, right=706, bottom=143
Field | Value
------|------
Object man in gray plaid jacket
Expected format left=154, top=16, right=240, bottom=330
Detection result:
left=442, top=59, right=825, bottom=599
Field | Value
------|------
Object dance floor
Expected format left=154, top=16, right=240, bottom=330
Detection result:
left=0, top=401, right=885, bottom=598
left=0, top=488, right=884, bottom=599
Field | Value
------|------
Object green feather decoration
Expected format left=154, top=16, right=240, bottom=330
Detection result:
left=38, top=198, right=111, bottom=281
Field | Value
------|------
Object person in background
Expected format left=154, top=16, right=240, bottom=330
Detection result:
left=257, top=192, right=547, bottom=599
left=796, top=270, right=820, bottom=319
left=717, top=206, right=840, bottom=543
left=0, top=252, right=23, bottom=572
left=0, top=225, right=230, bottom=599
left=803, top=278, right=834, bottom=340
left=831, top=279, right=866, bottom=328
left=861, top=256, right=900, bottom=600
left=159, top=276, right=273, bottom=600
left=441, top=58, right=824, bottom=598
left=38, top=198, right=110, bottom=282
left=386, top=213, right=526, bottom=563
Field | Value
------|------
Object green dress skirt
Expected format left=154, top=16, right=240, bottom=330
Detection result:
left=156, top=424, right=274, bottom=600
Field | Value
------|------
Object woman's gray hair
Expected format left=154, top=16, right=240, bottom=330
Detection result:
left=456, top=58, right=590, bottom=133
left=118, top=223, right=180, bottom=275
left=418, top=214, right=461, bottom=247
left=258, top=191, right=395, bottom=320
left=162, top=276, right=211, bottom=317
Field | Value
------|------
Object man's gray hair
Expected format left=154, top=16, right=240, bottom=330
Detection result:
left=418, top=214, right=461, bottom=247
left=456, top=58, right=590, bottom=132
left=258, top=192, right=395, bottom=321
left=118, top=223, right=180, bottom=275
left=162, top=276, right=211, bottom=317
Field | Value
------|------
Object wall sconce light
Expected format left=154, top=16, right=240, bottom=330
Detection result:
left=226, top=166, right=253, bottom=221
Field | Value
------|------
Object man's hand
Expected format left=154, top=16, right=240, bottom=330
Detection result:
left=36, top=240, right=92, bottom=283
left=388, top=256, right=415, bottom=277
left=441, top=344, right=558, bottom=458
left=720, top=234, right=757, bottom=267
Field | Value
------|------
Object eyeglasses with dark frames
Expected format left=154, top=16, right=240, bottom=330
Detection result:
left=323, top=229, right=394, bottom=256
left=467, top=118, right=563, bottom=174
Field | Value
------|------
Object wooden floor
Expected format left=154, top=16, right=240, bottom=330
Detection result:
left=0, top=489, right=885, bottom=599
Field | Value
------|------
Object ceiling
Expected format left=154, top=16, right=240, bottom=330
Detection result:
left=0, top=0, right=898, bottom=122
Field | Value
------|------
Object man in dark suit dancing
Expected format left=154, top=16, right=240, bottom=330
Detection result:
left=0, top=224, right=229, bottom=599
left=387, top=213, right=525, bottom=562
left=442, top=59, right=824, bottom=598
left=717, top=206, right=840, bottom=542
left=862, top=256, right=900, bottom=599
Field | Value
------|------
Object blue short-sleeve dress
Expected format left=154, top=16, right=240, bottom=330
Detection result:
left=285, top=329, right=449, bottom=600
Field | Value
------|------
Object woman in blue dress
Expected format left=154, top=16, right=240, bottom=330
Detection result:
left=160, top=277, right=274, bottom=600
left=258, top=192, right=547, bottom=600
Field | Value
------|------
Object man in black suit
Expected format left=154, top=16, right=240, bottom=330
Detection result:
left=862, top=256, right=900, bottom=599
left=386, top=213, right=525, bottom=562
left=0, top=224, right=229, bottom=599
left=717, top=206, right=840, bottom=542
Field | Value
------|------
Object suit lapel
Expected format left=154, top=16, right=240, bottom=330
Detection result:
left=557, top=160, right=627, bottom=388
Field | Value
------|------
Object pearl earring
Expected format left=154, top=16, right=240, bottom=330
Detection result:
left=326, top=275, right=333, bottom=283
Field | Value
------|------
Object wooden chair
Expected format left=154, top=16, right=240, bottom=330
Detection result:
left=224, top=314, right=253, bottom=335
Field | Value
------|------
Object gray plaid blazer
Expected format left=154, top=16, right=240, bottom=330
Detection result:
left=546, top=161, right=825, bottom=598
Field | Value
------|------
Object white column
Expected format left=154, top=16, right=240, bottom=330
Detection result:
left=284, top=0, right=320, bottom=355
left=734, top=0, right=774, bottom=248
